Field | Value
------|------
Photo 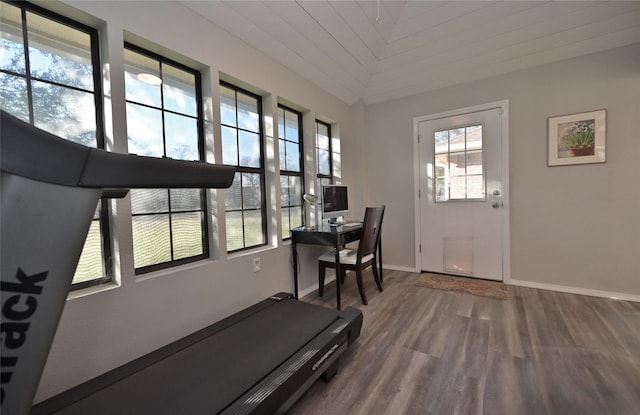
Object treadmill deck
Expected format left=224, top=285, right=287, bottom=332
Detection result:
left=32, top=294, right=362, bottom=415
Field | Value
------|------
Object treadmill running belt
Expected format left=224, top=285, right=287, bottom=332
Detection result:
left=45, top=299, right=338, bottom=414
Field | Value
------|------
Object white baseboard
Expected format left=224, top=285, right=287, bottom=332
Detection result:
left=298, top=276, right=335, bottom=299
left=509, top=279, right=640, bottom=303
left=298, top=263, right=415, bottom=298
left=382, top=264, right=417, bottom=273
left=300, top=268, right=640, bottom=303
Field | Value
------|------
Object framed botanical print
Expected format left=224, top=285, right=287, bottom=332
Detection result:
left=548, top=109, right=606, bottom=166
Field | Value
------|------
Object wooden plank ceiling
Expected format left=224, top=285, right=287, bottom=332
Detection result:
left=181, top=1, right=640, bottom=105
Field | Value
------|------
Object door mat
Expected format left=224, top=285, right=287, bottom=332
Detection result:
left=415, top=273, right=509, bottom=300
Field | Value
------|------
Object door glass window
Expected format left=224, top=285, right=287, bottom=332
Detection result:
left=434, top=125, right=484, bottom=202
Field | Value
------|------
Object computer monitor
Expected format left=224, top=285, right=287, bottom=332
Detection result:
left=321, top=185, right=348, bottom=225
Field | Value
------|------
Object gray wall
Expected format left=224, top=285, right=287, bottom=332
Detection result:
left=365, top=43, right=640, bottom=297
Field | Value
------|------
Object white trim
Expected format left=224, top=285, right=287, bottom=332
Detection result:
left=509, top=279, right=640, bottom=303
left=298, top=276, right=335, bottom=299
left=297, top=263, right=418, bottom=298
left=382, top=264, right=419, bottom=273
left=413, top=100, right=510, bottom=281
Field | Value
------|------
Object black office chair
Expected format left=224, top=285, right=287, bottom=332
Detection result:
left=318, top=205, right=385, bottom=305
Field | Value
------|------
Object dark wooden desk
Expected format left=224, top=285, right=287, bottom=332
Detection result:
left=291, top=223, right=382, bottom=309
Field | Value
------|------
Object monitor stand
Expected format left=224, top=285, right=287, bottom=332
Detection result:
left=329, top=217, right=339, bottom=227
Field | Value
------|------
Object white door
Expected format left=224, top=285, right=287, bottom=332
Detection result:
left=418, top=104, right=507, bottom=281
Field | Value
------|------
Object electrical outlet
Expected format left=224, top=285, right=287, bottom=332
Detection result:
left=253, top=257, right=261, bottom=273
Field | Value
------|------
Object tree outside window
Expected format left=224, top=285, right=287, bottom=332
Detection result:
left=124, top=44, right=208, bottom=273
left=316, top=120, right=333, bottom=190
left=0, top=1, right=110, bottom=289
left=220, top=83, right=267, bottom=252
left=279, top=105, right=303, bottom=239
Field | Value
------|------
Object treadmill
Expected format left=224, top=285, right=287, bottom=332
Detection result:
left=0, top=111, right=363, bottom=415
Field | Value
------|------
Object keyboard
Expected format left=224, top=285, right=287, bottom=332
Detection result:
left=341, top=222, right=361, bottom=228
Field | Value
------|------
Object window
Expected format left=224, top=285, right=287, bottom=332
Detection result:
left=220, top=82, right=266, bottom=252
left=315, top=120, right=333, bottom=189
left=278, top=105, right=303, bottom=239
left=124, top=44, right=208, bottom=273
left=0, top=1, right=111, bottom=289
left=434, top=125, right=485, bottom=202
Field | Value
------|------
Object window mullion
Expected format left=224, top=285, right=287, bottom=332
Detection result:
left=20, top=8, right=34, bottom=124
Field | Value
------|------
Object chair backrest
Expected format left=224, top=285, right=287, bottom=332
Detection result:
left=357, top=205, right=385, bottom=262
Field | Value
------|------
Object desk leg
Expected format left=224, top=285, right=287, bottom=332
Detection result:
left=334, top=247, right=341, bottom=310
left=292, top=240, right=299, bottom=299
left=378, top=237, right=383, bottom=284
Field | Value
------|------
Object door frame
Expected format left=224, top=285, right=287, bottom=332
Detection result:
left=413, top=100, right=511, bottom=283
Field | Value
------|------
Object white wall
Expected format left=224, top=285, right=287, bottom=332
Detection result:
left=365, top=43, right=640, bottom=298
left=34, top=0, right=362, bottom=402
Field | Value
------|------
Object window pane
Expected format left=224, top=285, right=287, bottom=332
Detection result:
left=165, top=112, right=199, bottom=160
left=162, top=63, right=197, bottom=116
left=74, top=219, right=104, bottom=284
left=466, top=150, right=483, bottom=175
left=237, top=92, right=259, bottom=132
left=281, top=207, right=291, bottom=239
left=434, top=130, right=449, bottom=154
left=317, top=124, right=329, bottom=150
left=435, top=177, right=447, bottom=202
left=244, top=209, right=264, bottom=247
left=124, top=49, right=161, bottom=107
left=317, top=148, right=330, bottom=175
left=284, top=110, right=299, bottom=143
left=27, top=12, right=93, bottom=91
left=238, top=130, right=260, bottom=167
left=0, top=3, right=25, bottom=73
left=277, top=107, right=285, bottom=139
left=131, top=189, right=169, bottom=214
left=316, top=120, right=332, bottom=184
left=467, top=125, right=482, bottom=149
left=467, top=175, right=484, bottom=199
left=225, top=175, right=242, bottom=210
left=132, top=214, right=172, bottom=268
left=285, top=142, right=300, bottom=172
left=290, top=206, right=302, bottom=230
left=172, top=212, right=204, bottom=260
left=170, top=188, right=201, bottom=211
left=289, top=175, right=301, bottom=205
left=220, top=85, right=237, bottom=126
left=449, top=176, right=466, bottom=199
left=0, top=72, right=29, bottom=122
left=280, top=176, right=290, bottom=206
left=449, top=152, right=466, bottom=176
left=226, top=211, right=244, bottom=251
left=281, top=205, right=304, bottom=238
left=221, top=125, right=238, bottom=165
left=32, top=80, right=97, bottom=146
left=126, top=102, right=164, bottom=157
left=242, top=173, right=262, bottom=210
left=434, top=125, right=484, bottom=202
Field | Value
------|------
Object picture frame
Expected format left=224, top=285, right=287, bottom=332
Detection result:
left=548, top=109, right=606, bottom=166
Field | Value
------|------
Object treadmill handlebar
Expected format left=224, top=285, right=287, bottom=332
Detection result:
left=1, top=110, right=236, bottom=189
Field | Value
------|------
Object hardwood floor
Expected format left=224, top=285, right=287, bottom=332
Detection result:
left=290, top=270, right=640, bottom=415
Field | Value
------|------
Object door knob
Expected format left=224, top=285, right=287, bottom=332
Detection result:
left=492, top=202, right=502, bottom=208
left=492, top=189, right=501, bottom=196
